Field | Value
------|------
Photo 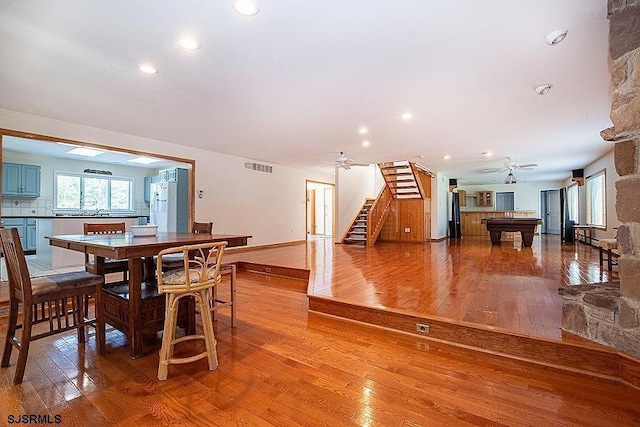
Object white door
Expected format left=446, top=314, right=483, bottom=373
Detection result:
left=545, top=190, right=561, bottom=235
left=324, top=187, right=333, bottom=236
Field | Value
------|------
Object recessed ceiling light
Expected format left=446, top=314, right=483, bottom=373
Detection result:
left=129, top=156, right=161, bottom=164
left=358, top=127, right=368, bottom=135
left=233, top=0, right=259, bottom=16
left=443, top=155, right=451, bottom=160
left=138, top=64, right=159, bottom=75
left=482, top=151, right=494, bottom=157
left=178, top=38, right=201, bottom=51
left=545, top=29, right=568, bottom=46
left=401, top=112, right=413, bottom=121
left=361, top=140, right=370, bottom=147
left=534, top=84, right=552, bottom=95
left=67, top=147, right=105, bottom=157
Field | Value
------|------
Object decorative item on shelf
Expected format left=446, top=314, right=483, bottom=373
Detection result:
left=83, top=169, right=112, bottom=175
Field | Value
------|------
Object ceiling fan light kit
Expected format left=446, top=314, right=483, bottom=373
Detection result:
left=504, top=172, right=517, bottom=184
left=334, top=151, right=369, bottom=170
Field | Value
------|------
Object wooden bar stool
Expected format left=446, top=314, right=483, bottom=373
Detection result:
left=156, top=241, right=228, bottom=380
left=0, top=228, right=104, bottom=385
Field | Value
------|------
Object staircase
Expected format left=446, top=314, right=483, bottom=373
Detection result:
left=378, top=161, right=424, bottom=199
left=341, top=161, right=433, bottom=246
left=342, top=199, right=374, bottom=245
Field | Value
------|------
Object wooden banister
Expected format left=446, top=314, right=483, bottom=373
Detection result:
left=367, top=186, right=392, bottom=247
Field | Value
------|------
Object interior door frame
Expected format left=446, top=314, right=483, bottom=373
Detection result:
left=305, top=180, right=335, bottom=239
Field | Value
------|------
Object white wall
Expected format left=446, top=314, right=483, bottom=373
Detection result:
left=458, top=180, right=566, bottom=218
left=0, top=108, right=334, bottom=247
left=336, top=165, right=379, bottom=238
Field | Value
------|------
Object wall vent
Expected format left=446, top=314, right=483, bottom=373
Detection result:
left=245, top=162, right=273, bottom=173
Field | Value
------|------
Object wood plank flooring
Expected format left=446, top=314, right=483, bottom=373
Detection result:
left=225, top=234, right=616, bottom=340
left=1, top=271, right=639, bottom=426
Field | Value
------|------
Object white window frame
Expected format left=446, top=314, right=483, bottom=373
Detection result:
left=567, top=183, right=579, bottom=223
left=53, top=170, right=135, bottom=214
left=585, top=169, right=606, bottom=229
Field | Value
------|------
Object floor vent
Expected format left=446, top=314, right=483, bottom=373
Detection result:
left=245, top=162, right=273, bottom=173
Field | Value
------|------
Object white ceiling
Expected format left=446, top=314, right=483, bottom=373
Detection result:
left=0, top=0, right=614, bottom=184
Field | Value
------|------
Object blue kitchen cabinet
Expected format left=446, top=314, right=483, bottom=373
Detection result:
left=25, top=218, right=37, bottom=251
left=2, top=163, right=41, bottom=197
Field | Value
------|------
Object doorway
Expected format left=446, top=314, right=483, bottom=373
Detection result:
left=306, top=181, right=334, bottom=239
left=540, top=189, right=561, bottom=234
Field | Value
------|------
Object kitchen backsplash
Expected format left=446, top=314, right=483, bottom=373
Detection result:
left=1, top=197, right=150, bottom=217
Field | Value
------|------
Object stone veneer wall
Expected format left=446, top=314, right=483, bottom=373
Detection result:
left=562, top=0, right=640, bottom=358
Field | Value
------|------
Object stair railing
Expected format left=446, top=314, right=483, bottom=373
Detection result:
left=366, top=185, right=392, bottom=246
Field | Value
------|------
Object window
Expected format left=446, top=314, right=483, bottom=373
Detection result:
left=567, top=184, right=579, bottom=222
left=54, top=171, right=134, bottom=213
left=585, top=170, right=606, bottom=228
left=495, top=192, right=514, bottom=210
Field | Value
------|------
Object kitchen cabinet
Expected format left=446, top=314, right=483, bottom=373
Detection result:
left=0, top=218, right=37, bottom=251
left=1, top=218, right=25, bottom=247
left=2, top=162, right=41, bottom=197
left=476, top=191, right=493, bottom=207
left=25, top=218, right=37, bottom=251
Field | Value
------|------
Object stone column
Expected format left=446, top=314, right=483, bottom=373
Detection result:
left=607, top=0, right=640, bottom=354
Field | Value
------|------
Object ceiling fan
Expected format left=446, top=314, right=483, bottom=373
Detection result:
left=481, top=157, right=538, bottom=184
left=482, top=157, right=538, bottom=174
left=334, top=152, right=369, bottom=170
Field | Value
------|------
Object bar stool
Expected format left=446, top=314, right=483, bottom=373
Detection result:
left=156, top=241, right=228, bottom=381
left=160, top=221, right=237, bottom=327
left=598, top=238, right=619, bottom=271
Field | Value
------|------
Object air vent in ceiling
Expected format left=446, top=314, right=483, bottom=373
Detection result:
left=245, top=162, right=273, bottom=173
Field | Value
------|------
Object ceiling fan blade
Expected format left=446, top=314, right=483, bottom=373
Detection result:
left=518, top=167, right=535, bottom=171
left=516, top=163, right=538, bottom=168
left=481, top=168, right=505, bottom=173
left=350, top=163, right=370, bottom=167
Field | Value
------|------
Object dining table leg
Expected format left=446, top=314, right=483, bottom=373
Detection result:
left=128, top=257, right=144, bottom=359
left=94, top=256, right=106, bottom=355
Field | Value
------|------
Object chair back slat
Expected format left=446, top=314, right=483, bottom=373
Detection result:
left=192, top=222, right=213, bottom=234
left=83, top=222, right=126, bottom=235
left=0, top=228, right=33, bottom=304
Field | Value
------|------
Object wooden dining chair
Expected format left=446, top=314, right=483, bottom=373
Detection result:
left=156, top=241, right=228, bottom=380
left=0, top=227, right=104, bottom=385
left=84, top=222, right=129, bottom=281
left=160, top=221, right=236, bottom=327
left=160, top=222, right=213, bottom=271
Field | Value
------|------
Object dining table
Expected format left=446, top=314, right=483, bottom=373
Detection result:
left=47, top=232, right=251, bottom=358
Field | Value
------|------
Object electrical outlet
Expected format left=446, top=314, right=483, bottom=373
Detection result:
left=416, top=323, right=429, bottom=333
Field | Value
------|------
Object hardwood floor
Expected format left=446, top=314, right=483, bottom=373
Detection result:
left=1, top=271, right=639, bottom=426
left=226, top=234, right=617, bottom=340
left=1, top=234, right=637, bottom=425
